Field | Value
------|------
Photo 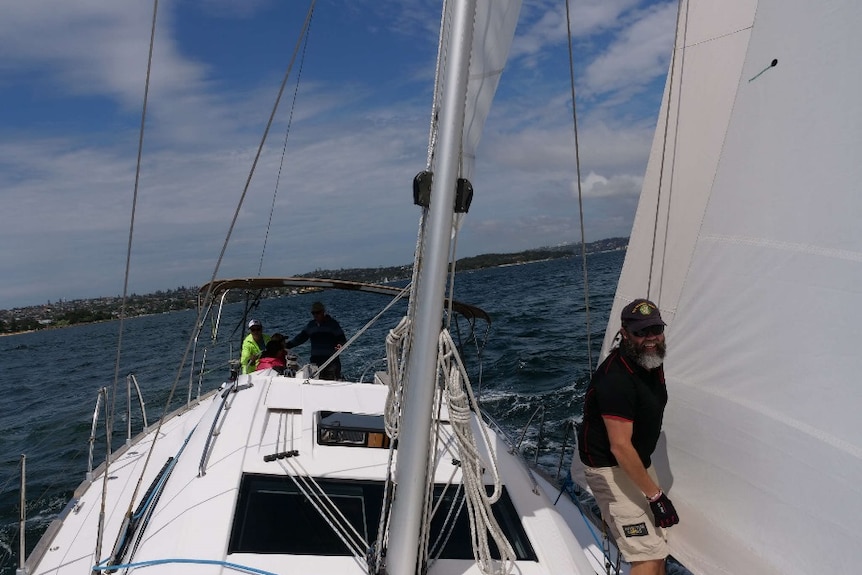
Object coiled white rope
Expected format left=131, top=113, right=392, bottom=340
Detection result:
left=384, top=316, right=411, bottom=438
left=438, top=330, right=515, bottom=575
left=369, top=315, right=412, bottom=572
left=383, top=318, right=515, bottom=574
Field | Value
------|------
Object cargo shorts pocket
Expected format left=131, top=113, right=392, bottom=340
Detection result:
left=607, top=501, right=667, bottom=561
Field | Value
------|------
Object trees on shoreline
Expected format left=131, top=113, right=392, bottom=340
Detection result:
left=2, top=238, right=628, bottom=334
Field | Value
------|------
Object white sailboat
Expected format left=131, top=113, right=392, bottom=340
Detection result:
left=16, top=2, right=619, bottom=574
left=599, top=0, right=862, bottom=573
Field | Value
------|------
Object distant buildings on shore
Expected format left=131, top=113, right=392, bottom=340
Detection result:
left=1, top=238, right=627, bottom=334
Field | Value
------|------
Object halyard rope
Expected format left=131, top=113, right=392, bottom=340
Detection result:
left=281, top=458, right=369, bottom=567
left=383, top=317, right=515, bottom=574
left=370, top=315, right=412, bottom=572
left=384, top=316, right=411, bottom=437
left=438, top=330, right=515, bottom=575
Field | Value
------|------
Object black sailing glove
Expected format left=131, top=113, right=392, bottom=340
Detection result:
left=648, top=491, right=680, bottom=528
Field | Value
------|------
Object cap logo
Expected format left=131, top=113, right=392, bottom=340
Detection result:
left=635, top=302, right=656, bottom=316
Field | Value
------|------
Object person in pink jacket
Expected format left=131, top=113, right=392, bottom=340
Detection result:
left=255, top=339, right=287, bottom=374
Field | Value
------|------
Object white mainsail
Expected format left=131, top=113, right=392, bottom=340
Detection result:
left=603, top=0, right=862, bottom=573
left=460, top=0, right=521, bottom=182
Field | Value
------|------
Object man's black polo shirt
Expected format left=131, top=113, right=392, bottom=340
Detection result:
left=578, top=348, right=667, bottom=468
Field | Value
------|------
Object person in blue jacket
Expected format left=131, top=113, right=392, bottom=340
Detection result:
left=285, top=301, right=346, bottom=380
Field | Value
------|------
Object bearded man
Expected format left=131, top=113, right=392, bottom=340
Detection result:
left=577, top=298, right=679, bottom=575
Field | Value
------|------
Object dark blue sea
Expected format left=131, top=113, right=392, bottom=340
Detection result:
left=0, top=251, right=690, bottom=574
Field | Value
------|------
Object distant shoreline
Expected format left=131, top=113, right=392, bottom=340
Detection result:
left=0, top=329, right=36, bottom=337
left=1, top=239, right=628, bottom=336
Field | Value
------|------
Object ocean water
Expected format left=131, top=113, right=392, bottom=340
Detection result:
left=0, top=251, right=688, bottom=574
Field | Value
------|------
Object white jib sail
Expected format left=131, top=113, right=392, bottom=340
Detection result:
left=604, top=0, right=862, bottom=573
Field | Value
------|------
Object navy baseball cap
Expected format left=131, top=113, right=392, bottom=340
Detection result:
left=620, top=299, right=665, bottom=332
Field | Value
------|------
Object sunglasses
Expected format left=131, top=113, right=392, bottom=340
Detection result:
left=250, top=327, right=262, bottom=332
left=631, top=324, right=664, bottom=338
left=312, top=310, right=324, bottom=315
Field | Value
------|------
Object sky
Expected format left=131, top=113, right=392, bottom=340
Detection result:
left=0, top=0, right=677, bottom=309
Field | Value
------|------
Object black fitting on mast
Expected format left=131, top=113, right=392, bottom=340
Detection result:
left=412, top=170, right=474, bottom=213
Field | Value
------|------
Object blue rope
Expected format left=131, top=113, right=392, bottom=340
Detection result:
left=93, top=557, right=280, bottom=575
left=131, top=428, right=195, bottom=520
left=109, top=426, right=199, bottom=559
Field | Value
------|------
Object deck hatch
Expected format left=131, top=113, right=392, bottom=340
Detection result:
left=228, top=474, right=536, bottom=560
left=316, top=411, right=391, bottom=449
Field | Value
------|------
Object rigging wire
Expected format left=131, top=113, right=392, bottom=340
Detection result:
left=314, top=284, right=412, bottom=378
left=443, top=0, right=473, bottom=332
left=417, top=0, right=474, bottom=566
left=564, top=0, right=593, bottom=374
left=562, top=5, right=628, bottom=573
left=98, top=0, right=159, bottom=562
left=199, top=0, right=317, bottom=306
left=103, top=0, right=320, bottom=563
left=258, top=6, right=315, bottom=276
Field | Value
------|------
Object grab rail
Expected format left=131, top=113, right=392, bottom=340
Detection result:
left=126, top=374, right=149, bottom=443
left=556, top=420, right=577, bottom=480
left=87, top=388, right=108, bottom=481
left=515, top=406, right=582, bottom=482
left=87, top=376, right=150, bottom=479
left=18, top=454, right=26, bottom=575
left=514, top=405, right=546, bottom=466
left=198, top=381, right=237, bottom=477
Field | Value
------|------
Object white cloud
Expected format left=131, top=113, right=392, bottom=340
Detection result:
left=582, top=1, right=677, bottom=98
left=0, top=0, right=675, bottom=307
left=578, top=171, right=642, bottom=198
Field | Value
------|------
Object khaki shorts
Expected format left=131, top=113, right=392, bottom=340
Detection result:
left=583, top=465, right=669, bottom=562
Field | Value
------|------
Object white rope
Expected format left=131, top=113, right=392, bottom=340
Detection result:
left=371, top=444, right=396, bottom=573
left=438, top=330, right=516, bottom=575
left=368, top=315, right=411, bottom=572
left=429, top=483, right=467, bottom=559
left=426, top=459, right=465, bottom=562
left=384, top=316, right=411, bottom=438
left=281, top=458, right=368, bottom=563
left=417, top=381, right=449, bottom=567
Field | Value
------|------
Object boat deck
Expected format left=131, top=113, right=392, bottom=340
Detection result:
left=27, top=371, right=608, bottom=574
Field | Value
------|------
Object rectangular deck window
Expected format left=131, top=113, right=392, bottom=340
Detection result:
left=228, top=474, right=536, bottom=561
left=317, top=411, right=392, bottom=449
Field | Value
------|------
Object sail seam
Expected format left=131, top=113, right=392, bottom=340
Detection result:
left=682, top=25, right=754, bottom=49
left=674, top=382, right=862, bottom=460
left=700, top=234, right=862, bottom=262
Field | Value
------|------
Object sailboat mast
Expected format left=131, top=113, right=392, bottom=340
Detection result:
left=386, top=0, right=477, bottom=573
